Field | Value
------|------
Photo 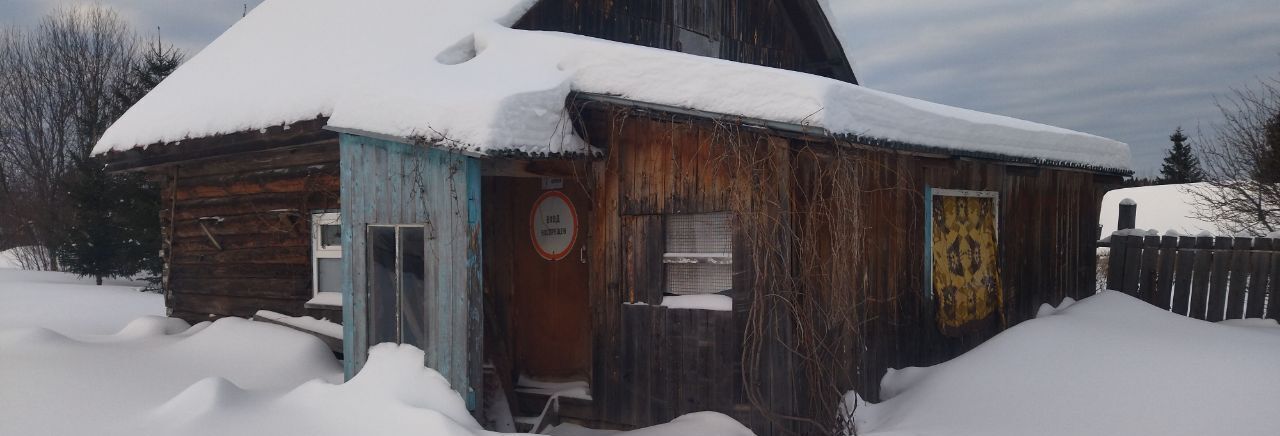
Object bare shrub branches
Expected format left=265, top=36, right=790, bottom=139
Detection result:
left=718, top=125, right=901, bottom=435
left=0, top=6, right=138, bottom=268
left=1190, top=73, right=1280, bottom=234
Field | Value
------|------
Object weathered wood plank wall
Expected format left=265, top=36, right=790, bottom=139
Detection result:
left=153, top=142, right=340, bottom=324
left=515, top=0, right=855, bottom=83
left=851, top=157, right=1112, bottom=400
left=339, top=134, right=483, bottom=414
left=578, top=106, right=1117, bottom=433
left=618, top=305, right=738, bottom=425
left=583, top=112, right=761, bottom=430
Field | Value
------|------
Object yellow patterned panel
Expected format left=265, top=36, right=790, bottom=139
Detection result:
left=932, top=195, right=1002, bottom=335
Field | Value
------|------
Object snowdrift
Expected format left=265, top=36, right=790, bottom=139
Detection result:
left=851, top=291, right=1280, bottom=436
left=1, top=302, right=750, bottom=436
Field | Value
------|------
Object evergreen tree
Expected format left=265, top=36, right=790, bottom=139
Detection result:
left=1258, top=113, right=1280, bottom=185
left=57, top=159, right=135, bottom=285
left=112, top=37, right=183, bottom=116
left=57, top=37, right=181, bottom=285
left=1158, top=127, right=1205, bottom=184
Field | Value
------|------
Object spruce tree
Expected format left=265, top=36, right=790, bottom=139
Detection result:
left=1259, top=113, right=1280, bottom=184
left=57, top=38, right=181, bottom=285
left=112, top=38, right=183, bottom=115
left=58, top=159, right=129, bottom=285
left=1158, top=127, right=1205, bottom=184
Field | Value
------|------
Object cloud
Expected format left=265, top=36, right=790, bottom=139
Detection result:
left=5, top=0, right=1277, bottom=174
left=2, top=0, right=263, bottom=56
left=829, top=0, right=1280, bottom=175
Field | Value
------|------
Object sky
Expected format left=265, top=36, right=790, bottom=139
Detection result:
left=3, top=0, right=1278, bottom=175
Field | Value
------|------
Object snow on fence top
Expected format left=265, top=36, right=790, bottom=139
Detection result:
left=92, top=0, right=1131, bottom=172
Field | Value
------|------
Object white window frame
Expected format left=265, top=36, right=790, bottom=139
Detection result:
left=310, top=211, right=343, bottom=307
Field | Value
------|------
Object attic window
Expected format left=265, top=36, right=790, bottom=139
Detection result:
left=664, top=212, right=733, bottom=295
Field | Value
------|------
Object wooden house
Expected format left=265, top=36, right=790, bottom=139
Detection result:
left=93, top=0, right=1131, bottom=434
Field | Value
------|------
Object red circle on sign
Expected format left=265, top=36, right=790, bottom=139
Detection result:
left=529, top=190, right=579, bottom=261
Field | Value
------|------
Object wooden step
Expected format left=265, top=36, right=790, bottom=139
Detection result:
left=515, top=390, right=594, bottom=420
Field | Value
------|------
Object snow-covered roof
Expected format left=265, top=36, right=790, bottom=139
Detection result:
left=1099, top=183, right=1218, bottom=236
left=92, top=0, right=1131, bottom=173
left=92, top=0, right=538, bottom=154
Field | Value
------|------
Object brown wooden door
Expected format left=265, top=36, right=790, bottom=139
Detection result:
left=510, top=178, right=592, bottom=379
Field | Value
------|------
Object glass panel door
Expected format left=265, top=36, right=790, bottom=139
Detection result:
left=368, top=226, right=398, bottom=345
left=399, top=227, right=426, bottom=349
left=366, top=225, right=429, bottom=348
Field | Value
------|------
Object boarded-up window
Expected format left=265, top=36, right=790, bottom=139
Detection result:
left=928, top=189, right=1001, bottom=336
left=665, top=212, right=733, bottom=295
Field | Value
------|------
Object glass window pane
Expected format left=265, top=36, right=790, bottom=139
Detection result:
left=368, top=226, right=398, bottom=345
left=666, top=212, right=734, bottom=295
left=317, top=258, right=343, bottom=293
left=666, top=212, right=732, bottom=253
left=399, top=227, right=426, bottom=349
left=320, top=224, right=342, bottom=248
left=667, top=263, right=733, bottom=295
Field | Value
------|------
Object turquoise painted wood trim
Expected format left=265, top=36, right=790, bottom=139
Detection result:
left=923, top=186, right=933, bottom=302
left=339, top=133, right=481, bottom=404
left=340, top=133, right=360, bottom=380
left=464, top=157, right=483, bottom=411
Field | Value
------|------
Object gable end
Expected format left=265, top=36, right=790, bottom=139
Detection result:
left=515, top=0, right=858, bottom=84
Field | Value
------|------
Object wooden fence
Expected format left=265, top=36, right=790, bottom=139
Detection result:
left=1105, top=233, right=1280, bottom=321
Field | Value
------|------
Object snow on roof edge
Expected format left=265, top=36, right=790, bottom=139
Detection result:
left=90, top=0, right=539, bottom=157
left=837, top=132, right=1132, bottom=175
left=572, top=91, right=1131, bottom=175
left=93, top=0, right=1129, bottom=174
left=323, top=125, right=601, bottom=160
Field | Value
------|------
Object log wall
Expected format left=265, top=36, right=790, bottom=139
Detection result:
left=153, top=141, right=341, bottom=324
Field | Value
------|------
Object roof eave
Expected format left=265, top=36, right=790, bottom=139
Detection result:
left=98, top=117, right=334, bottom=173
left=572, top=91, right=1132, bottom=176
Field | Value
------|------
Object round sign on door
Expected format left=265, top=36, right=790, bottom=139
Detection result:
left=530, top=191, right=579, bottom=261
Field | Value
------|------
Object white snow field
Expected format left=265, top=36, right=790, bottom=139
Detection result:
left=0, top=268, right=751, bottom=436
left=1099, top=183, right=1219, bottom=236
left=0, top=267, right=161, bottom=334
left=851, top=291, right=1280, bottom=436
left=0, top=247, right=19, bottom=269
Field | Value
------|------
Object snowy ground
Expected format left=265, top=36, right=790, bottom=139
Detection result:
left=0, top=268, right=161, bottom=334
left=0, top=268, right=751, bottom=436
left=0, top=247, right=17, bottom=269
left=851, top=292, right=1280, bottom=436
left=8, top=265, right=1276, bottom=436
